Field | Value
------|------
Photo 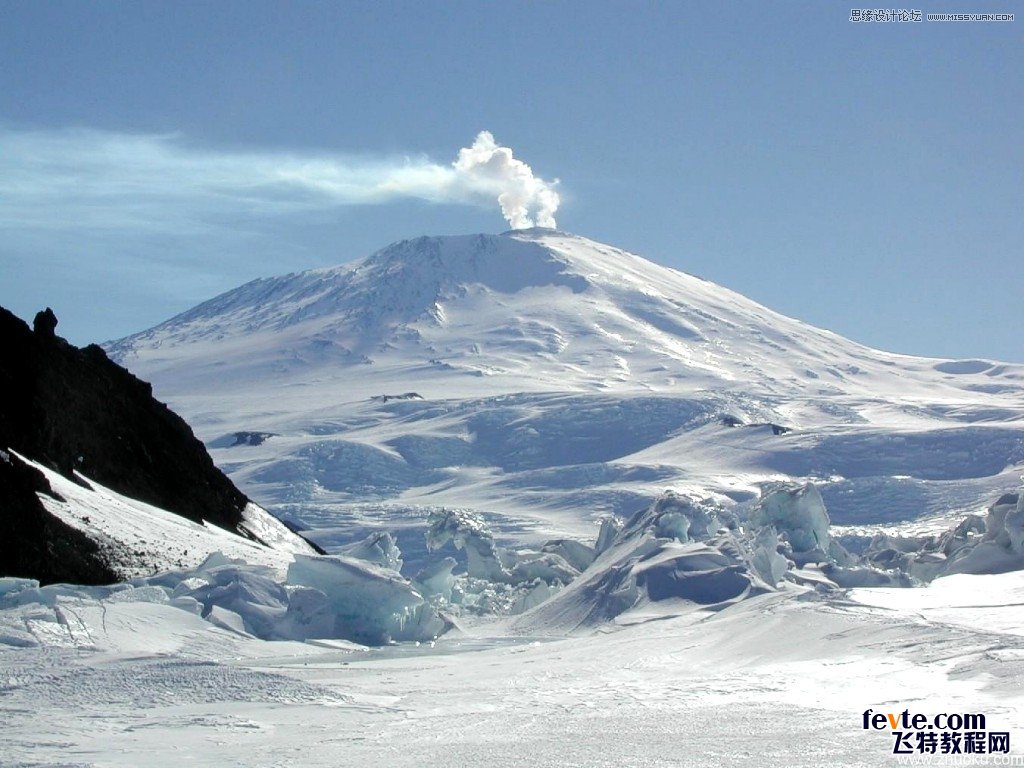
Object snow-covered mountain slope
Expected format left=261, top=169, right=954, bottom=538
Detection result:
left=108, top=229, right=1024, bottom=545
left=12, top=451, right=311, bottom=578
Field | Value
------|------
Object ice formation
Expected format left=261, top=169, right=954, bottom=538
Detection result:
left=287, top=554, right=449, bottom=644
left=425, top=508, right=580, bottom=589
left=0, top=546, right=452, bottom=647
left=749, top=483, right=830, bottom=560
left=594, top=517, right=623, bottom=554
left=540, top=539, right=596, bottom=572
left=338, top=531, right=404, bottom=572
left=508, top=492, right=770, bottom=632
left=4, top=478, right=1024, bottom=649
left=507, top=478, right=1024, bottom=632
left=414, top=557, right=458, bottom=602
left=425, top=508, right=509, bottom=582
left=867, top=487, right=1024, bottom=578
left=749, top=526, right=789, bottom=587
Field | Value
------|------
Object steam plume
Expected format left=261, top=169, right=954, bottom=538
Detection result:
left=451, top=131, right=560, bottom=229
left=0, top=127, right=559, bottom=232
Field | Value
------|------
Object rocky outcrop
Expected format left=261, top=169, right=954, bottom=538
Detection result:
left=0, top=306, right=266, bottom=583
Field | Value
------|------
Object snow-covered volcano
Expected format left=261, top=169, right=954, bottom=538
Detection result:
left=108, top=229, right=1024, bottom=549
left=109, top=228, right=1024, bottom=398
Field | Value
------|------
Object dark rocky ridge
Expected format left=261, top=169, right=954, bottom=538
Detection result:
left=0, top=306, right=258, bottom=584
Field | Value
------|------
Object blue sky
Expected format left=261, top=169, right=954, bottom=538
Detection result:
left=1, top=1, right=1020, bottom=361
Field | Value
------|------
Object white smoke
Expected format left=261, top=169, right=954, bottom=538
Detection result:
left=319, top=130, right=560, bottom=228
left=450, top=131, right=560, bottom=229
left=0, top=127, right=559, bottom=232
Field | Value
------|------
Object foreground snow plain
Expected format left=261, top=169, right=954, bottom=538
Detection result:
left=3, top=569, right=1022, bottom=767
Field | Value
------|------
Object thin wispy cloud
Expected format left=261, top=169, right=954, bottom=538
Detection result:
left=0, top=128, right=561, bottom=233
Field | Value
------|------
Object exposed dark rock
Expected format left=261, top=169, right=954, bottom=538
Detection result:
left=32, top=307, right=58, bottom=338
left=720, top=415, right=790, bottom=435
left=751, top=422, right=791, bottom=435
left=371, top=392, right=424, bottom=403
left=0, top=306, right=256, bottom=583
left=230, top=431, right=277, bottom=447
